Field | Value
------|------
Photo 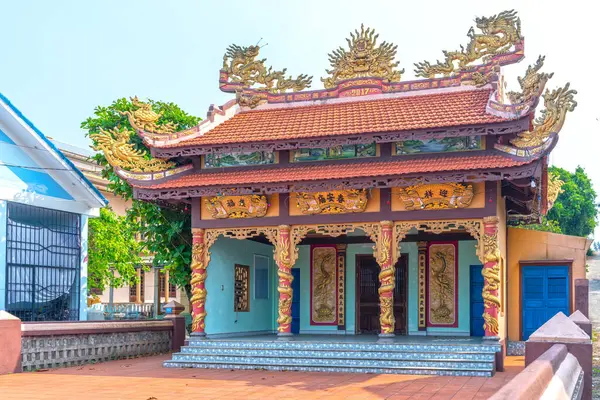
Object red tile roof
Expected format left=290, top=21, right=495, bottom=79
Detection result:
left=158, top=89, right=506, bottom=148
left=137, top=154, right=528, bottom=190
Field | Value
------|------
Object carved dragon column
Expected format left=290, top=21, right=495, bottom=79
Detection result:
left=482, top=217, right=501, bottom=338
left=276, top=225, right=294, bottom=337
left=190, top=228, right=208, bottom=336
left=377, top=220, right=395, bottom=337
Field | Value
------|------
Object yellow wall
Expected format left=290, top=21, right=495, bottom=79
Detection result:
left=289, top=189, right=380, bottom=216
left=496, top=184, right=507, bottom=342
left=101, top=190, right=131, bottom=216
left=200, top=194, right=280, bottom=220
left=391, top=182, right=485, bottom=211
left=506, top=227, right=592, bottom=341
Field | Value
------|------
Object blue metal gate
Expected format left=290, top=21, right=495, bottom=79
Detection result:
left=5, top=202, right=81, bottom=321
left=470, top=265, right=485, bottom=336
left=522, top=265, right=570, bottom=340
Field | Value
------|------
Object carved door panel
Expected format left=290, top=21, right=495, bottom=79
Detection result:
left=357, top=255, right=408, bottom=334
left=357, top=255, right=380, bottom=333
left=393, top=256, right=408, bottom=335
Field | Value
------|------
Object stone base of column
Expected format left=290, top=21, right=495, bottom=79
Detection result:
left=482, top=335, right=500, bottom=341
left=378, top=333, right=395, bottom=342
left=277, top=332, right=293, bottom=340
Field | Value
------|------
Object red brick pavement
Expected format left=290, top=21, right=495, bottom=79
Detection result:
left=0, top=354, right=524, bottom=400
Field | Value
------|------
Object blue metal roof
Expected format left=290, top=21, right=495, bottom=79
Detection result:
left=0, top=92, right=108, bottom=205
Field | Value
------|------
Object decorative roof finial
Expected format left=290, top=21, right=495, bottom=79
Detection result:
left=321, top=24, right=403, bottom=89
left=414, top=10, right=522, bottom=78
left=507, top=55, right=553, bottom=104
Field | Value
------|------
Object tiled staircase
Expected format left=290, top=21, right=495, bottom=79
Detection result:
left=163, top=336, right=501, bottom=377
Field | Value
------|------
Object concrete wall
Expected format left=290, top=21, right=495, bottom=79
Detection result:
left=79, top=215, right=89, bottom=321
left=0, top=201, right=6, bottom=311
left=507, top=227, right=591, bottom=341
left=205, top=238, right=275, bottom=336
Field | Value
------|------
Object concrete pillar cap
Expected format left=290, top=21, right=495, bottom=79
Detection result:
left=0, top=311, right=20, bottom=320
left=163, top=300, right=185, bottom=315
left=529, top=312, right=591, bottom=344
left=569, top=310, right=590, bottom=324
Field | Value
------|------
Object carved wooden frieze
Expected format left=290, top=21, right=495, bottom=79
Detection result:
left=427, top=242, right=458, bottom=327
left=296, top=189, right=368, bottom=215
left=310, top=245, right=338, bottom=325
left=205, top=195, right=268, bottom=219
left=398, top=183, right=474, bottom=210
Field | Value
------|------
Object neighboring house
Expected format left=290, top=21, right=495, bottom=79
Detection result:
left=49, top=138, right=188, bottom=310
left=0, top=93, right=106, bottom=321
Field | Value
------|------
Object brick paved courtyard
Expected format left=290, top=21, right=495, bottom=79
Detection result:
left=0, top=354, right=524, bottom=399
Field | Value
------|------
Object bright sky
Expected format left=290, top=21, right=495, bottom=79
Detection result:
left=2, top=0, right=599, bottom=240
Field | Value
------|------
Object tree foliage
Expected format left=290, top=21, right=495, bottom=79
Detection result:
left=88, top=207, right=143, bottom=292
left=546, top=166, right=598, bottom=238
left=82, top=97, right=201, bottom=297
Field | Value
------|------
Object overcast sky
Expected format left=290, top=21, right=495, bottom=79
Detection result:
left=2, top=0, right=598, bottom=241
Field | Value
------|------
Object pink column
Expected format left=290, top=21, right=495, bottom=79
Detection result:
left=276, top=225, right=293, bottom=337
left=378, top=221, right=395, bottom=337
left=190, top=228, right=207, bottom=336
left=482, top=216, right=501, bottom=337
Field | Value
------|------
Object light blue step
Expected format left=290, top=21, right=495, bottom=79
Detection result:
left=179, top=346, right=496, bottom=362
left=169, top=353, right=493, bottom=371
left=163, top=361, right=494, bottom=377
left=185, top=338, right=501, bottom=354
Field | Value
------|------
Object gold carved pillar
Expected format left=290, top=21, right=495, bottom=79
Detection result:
left=190, top=228, right=208, bottom=336
left=378, top=221, right=395, bottom=337
left=276, top=225, right=294, bottom=337
left=417, top=241, right=427, bottom=331
left=336, top=244, right=347, bottom=330
left=482, top=217, right=501, bottom=337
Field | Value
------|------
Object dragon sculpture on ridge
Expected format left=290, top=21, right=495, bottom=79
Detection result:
left=414, top=10, right=522, bottom=78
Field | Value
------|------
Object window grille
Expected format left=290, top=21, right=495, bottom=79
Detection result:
left=159, top=272, right=176, bottom=297
left=129, top=270, right=145, bottom=302
left=5, top=202, right=81, bottom=321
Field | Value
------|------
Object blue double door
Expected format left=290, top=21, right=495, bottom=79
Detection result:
left=291, top=268, right=301, bottom=334
left=470, top=265, right=485, bottom=336
left=521, top=265, right=570, bottom=340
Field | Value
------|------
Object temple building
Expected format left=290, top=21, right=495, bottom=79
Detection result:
left=91, top=10, right=584, bottom=376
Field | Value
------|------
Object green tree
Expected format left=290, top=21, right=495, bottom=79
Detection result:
left=82, top=97, right=201, bottom=299
left=88, top=207, right=143, bottom=292
left=547, top=166, right=598, bottom=237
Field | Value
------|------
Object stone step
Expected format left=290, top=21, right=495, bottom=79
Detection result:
left=179, top=346, right=497, bottom=362
left=169, top=353, right=494, bottom=371
left=163, top=358, right=494, bottom=377
left=185, top=339, right=501, bottom=354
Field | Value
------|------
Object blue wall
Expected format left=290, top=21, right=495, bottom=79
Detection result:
left=205, top=238, right=276, bottom=336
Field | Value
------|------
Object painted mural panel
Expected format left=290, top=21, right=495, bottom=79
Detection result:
left=292, top=142, right=376, bottom=162
left=395, top=136, right=482, bottom=155
left=427, top=242, right=458, bottom=327
left=204, top=151, right=275, bottom=168
left=310, top=245, right=338, bottom=325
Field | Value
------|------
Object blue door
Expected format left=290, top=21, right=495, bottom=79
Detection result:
left=291, top=268, right=301, bottom=334
left=470, top=265, right=485, bottom=336
left=522, top=266, right=569, bottom=340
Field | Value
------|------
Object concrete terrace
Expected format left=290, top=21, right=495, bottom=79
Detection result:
left=0, top=353, right=525, bottom=400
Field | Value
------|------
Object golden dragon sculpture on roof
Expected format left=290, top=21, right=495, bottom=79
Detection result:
left=507, top=55, right=553, bottom=104
left=222, top=44, right=312, bottom=93
left=511, top=84, right=577, bottom=148
left=120, top=96, right=178, bottom=134
left=90, top=127, right=175, bottom=172
left=322, top=24, right=403, bottom=88
left=414, top=10, right=522, bottom=78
